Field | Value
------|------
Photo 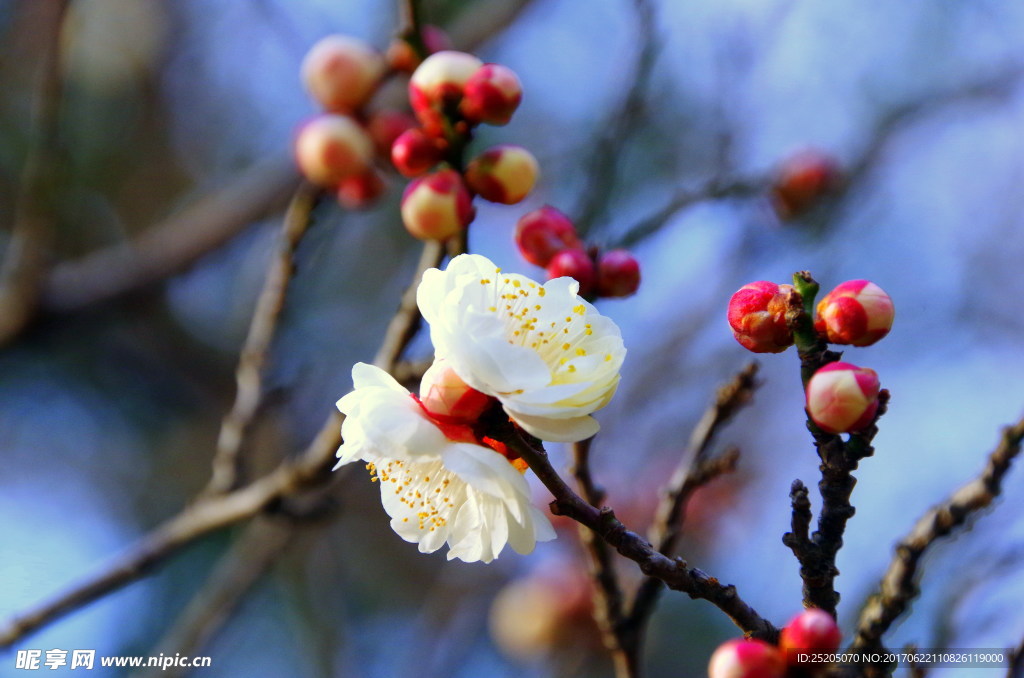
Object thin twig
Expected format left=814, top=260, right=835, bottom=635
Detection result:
left=623, top=364, right=758, bottom=647
left=133, top=517, right=300, bottom=678
left=852, top=415, right=1024, bottom=655
left=496, top=426, right=777, bottom=642
left=398, top=0, right=427, bottom=59
left=204, top=183, right=321, bottom=495
left=1007, top=634, right=1024, bottom=678
left=572, top=0, right=659, bottom=237
left=569, top=437, right=634, bottom=677
left=41, top=156, right=300, bottom=313
left=0, top=0, right=69, bottom=345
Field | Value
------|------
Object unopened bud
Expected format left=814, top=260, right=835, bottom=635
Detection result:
left=814, top=280, right=894, bottom=347
left=301, top=35, right=385, bottom=113
left=400, top=169, right=474, bottom=240
left=409, top=50, right=483, bottom=134
left=391, top=128, right=443, bottom=177
left=596, top=250, right=640, bottom=298
left=779, top=609, right=842, bottom=661
left=460, top=64, right=523, bottom=126
left=727, top=281, right=795, bottom=353
left=294, top=114, right=373, bottom=187
left=515, top=206, right=583, bottom=267
left=367, top=109, right=417, bottom=156
left=419, top=360, right=493, bottom=423
left=337, top=169, right=385, bottom=210
left=464, top=145, right=538, bottom=204
left=771, top=150, right=840, bottom=219
left=806, top=362, right=880, bottom=434
left=547, top=249, right=596, bottom=297
left=708, top=639, right=786, bottom=678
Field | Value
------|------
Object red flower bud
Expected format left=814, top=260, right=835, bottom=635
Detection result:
left=366, top=109, right=417, bottom=156
left=547, top=249, right=596, bottom=297
left=596, top=250, right=641, bottom=298
left=771, top=150, right=840, bottom=219
left=419, top=360, right=494, bottom=424
left=806, top=362, right=880, bottom=434
left=391, top=128, right=443, bottom=177
left=464, top=145, right=538, bottom=204
left=779, top=609, right=842, bottom=662
left=336, top=169, right=385, bottom=210
left=400, top=169, right=474, bottom=240
left=301, top=35, right=385, bottom=113
left=708, top=639, right=786, bottom=678
left=727, top=281, right=795, bottom=353
left=294, top=114, right=373, bottom=187
left=460, top=64, right=523, bottom=126
left=386, top=25, right=454, bottom=73
left=515, top=206, right=583, bottom=268
left=814, top=280, right=894, bottom=347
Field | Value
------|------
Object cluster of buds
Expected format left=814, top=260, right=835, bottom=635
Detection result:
left=770, top=149, right=841, bottom=220
left=396, top=51, right=539, bottom=240
left=514, top=206, right=641, bottom=299
left=294, top=29, right=456, bottom=210
left=709, top=609, right=841, bottom=677
left=727, top=277, right=893, bottom=433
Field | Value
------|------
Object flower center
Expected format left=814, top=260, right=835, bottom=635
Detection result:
left=410, top=394, right=527, bottom=472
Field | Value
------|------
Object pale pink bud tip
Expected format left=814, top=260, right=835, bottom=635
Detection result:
left=727, top=281, right=794, bottom=353
left=596, top=250, right=641, bottom=298
left=779, top=609, right=842, bottom=662
left=708, top=639, right=786, bottom=678
left=391, top=128, right=443, bottom=178
left=301, top=35, right=385, bottom=113
left=294, top=115, right=373, bottom=187
left=515, top=206, right=583, bottom=268
left=806, top=362, right=881, bottom=434
left=400, top=169, right=474, bottom=241
left=814, top=280, right=894, bottom=347
left=464, top=145, right=538, bottom=204
left=461, top=64, right=523, bottom=126
left=420, top=361, right=494, bottom=423
left=547, top=249, right=596, bottom=297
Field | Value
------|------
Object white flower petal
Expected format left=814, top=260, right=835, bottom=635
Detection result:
left=507, top=409, right=601, bottom=443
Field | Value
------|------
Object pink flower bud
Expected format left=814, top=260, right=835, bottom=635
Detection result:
left=708, top=639, right=786, bottom=678
left=391, top=128, right=443, bottom=177
left=596, top=250, right=641, bottom=298
left=515, top=206, right=583, bottom=267
left=409, top=50, right=483, bottom=134
left=814, top=280, right=894, bottom=347
left=366, top=109, right=417, bottom=156
left=294, top=114, right=373, bottom=187
left=301, top=35, right=385, bottom=113
left=727, top=281, right=795, bottom=353
left=387, top=25, right=454, bottom=73
left=771, top=150, right=840, bottom=219
left=460, top=64, right=523, bottom=126
left=464, top=145, right=538, bottom=204
left=779, top=609, right=842, bottom=662
left=336, top=169, right=385, bottom=210
left=547, top=249, right=596, bottom=297
left=419, top=360, right=494, bottom=423
left=400, top=168, right=474, bottom=240
left=806, top=362, right=881, bottom=434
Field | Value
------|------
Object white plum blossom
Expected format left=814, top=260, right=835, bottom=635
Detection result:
left=335, top=363, right=555, bottom=563
left=417, top=253, right=626, bottom=442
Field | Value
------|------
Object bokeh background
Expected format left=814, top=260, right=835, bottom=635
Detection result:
left=3, top=0, right=1024, bottom=676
